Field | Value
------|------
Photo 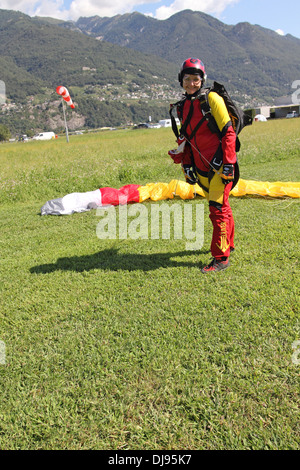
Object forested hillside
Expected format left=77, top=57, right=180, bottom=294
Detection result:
left=0, top=9, right=178, bottom=134
left=1, top=8, right=299, bottom=135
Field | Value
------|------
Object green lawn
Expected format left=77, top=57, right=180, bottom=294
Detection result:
left=0, top=119, right=299, bottom=449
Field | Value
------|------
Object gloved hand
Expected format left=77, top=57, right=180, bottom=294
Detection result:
left=168, top=136, right=186, bottom=164
left=221, top=164, right=234, bottom=184
left=182, top=164, right=198, bottom=185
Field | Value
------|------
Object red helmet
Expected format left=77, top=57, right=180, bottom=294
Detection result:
left=178, top=58, right=206, bottom=86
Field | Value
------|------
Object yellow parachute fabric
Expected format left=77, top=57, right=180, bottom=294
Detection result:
left=138, top=179, right=300, bottom=202
left=231, top=179, right=300, bottom=198
left=138, top=180, right=194, bottom=202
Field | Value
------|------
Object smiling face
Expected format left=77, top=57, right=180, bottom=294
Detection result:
left=182, top=74, right=202, bottom=95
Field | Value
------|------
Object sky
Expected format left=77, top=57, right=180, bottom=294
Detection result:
left=0, top=0, right=299, bottom=39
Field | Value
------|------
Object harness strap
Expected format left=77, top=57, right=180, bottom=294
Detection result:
left=170, top=104, right=180, bottom=139
left=170, top=92, right=206, bottom=140
left=184, top=115, right=206, bottom=141
left=169, top=92, right=224, bottom=177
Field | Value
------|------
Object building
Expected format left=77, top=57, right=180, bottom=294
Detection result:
left=247, top=96, right=300, bottom=120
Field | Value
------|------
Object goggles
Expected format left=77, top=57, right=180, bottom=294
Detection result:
left=183, top=75, right=202, bottom=85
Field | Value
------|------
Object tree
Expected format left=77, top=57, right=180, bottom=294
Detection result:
left=0, top=124, right=11, bottom=141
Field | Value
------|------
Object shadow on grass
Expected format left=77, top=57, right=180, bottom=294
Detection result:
left=30, top=247, right=210, bottom=274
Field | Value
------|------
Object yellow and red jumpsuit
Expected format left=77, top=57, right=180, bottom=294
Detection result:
left=177, top=91, right=237, bottom=259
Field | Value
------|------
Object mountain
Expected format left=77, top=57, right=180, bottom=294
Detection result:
left=0, top=9, right=178, bottom=134
left=1, top=8, right=299, bottom=134
left=70, top=10, right=300, bottom=101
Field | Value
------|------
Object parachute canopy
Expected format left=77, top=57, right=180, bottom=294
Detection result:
left=41, top=179, right=300, bottom=216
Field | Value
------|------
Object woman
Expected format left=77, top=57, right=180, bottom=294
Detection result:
left=169, top=58, right=237, bottom=273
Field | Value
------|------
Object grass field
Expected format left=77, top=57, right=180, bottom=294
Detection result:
left=0, top=119, right=299, bottom=450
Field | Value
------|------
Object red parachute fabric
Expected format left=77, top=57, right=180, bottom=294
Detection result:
left=100, top=184, right=140, bottom=206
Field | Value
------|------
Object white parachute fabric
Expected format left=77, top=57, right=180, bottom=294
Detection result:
left=41, top=189, right=102, bottom=215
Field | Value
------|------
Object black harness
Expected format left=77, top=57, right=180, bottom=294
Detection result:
left=169, top=87, right=242, bottom=189
left=170, top=91, right=223, bottom=174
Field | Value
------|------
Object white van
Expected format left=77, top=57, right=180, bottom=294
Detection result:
left=158, top=118, right=180, bottom=128
left=33, top=132, right=56, bottom=140
left=158, top=119, right=172, bottom=128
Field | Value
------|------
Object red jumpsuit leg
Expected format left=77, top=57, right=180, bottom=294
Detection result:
left=209, top=181, right=234, bottom=259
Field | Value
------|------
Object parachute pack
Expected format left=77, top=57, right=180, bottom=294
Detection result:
left=170, top=81, right=253, bottom=152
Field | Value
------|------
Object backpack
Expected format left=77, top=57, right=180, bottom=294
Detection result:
left=169, top=81, right=253, bottom=152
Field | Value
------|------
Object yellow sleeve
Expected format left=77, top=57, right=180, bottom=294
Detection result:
left=208, top=91, right=231, bottom=133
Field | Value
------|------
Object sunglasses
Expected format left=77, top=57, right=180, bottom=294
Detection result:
left=183, top=75, right=202, bottom=85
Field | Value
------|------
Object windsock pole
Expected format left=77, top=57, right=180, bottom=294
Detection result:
left=62, top=99, right=69, bottom=143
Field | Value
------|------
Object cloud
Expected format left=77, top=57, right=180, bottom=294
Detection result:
left=275, top=29, right=285, bottom=36
left=0, top=0, right=240, bottom=20
left=155, top=0, right=240, bottom=20
left=68, top=0, right=140, bottom=20
left=0, top=0, right=158, bottom=20
left=0, top=0, right=70, bottom=19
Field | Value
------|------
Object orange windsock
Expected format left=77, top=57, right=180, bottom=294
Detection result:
left=56, top=85, right=75, bottom=109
